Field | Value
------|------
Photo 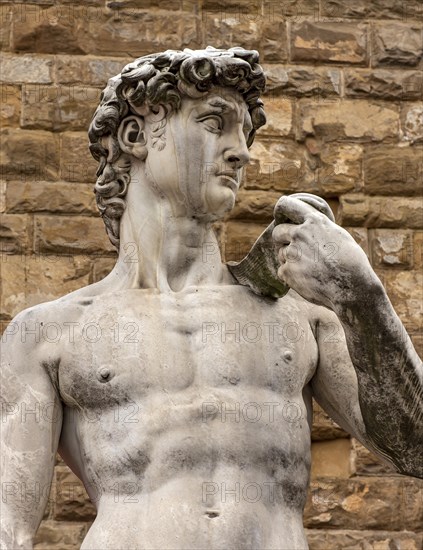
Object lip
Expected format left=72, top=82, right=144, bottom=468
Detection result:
left=217, top=171, right=239, bottom=192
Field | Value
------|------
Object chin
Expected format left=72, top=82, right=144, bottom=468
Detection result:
left=206, top=188, right=237, bottom=219
left=192, top=188, right=237, bottom=222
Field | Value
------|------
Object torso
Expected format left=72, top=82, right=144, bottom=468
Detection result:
left=41, top=285, right=319, bottom=550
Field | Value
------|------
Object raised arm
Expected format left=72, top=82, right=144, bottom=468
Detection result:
left=272, top=196, right=423, bottom=478
left=1, top=310, right=62, bottom=549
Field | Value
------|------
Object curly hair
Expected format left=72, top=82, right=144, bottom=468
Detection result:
left=88, top=46, right=267, bottom=248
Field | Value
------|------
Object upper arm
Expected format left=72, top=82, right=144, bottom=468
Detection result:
left=1, top=310, right=63, bottom=548
left=310, top=307, right=396, bottom=468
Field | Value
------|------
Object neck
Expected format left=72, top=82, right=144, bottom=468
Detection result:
left=107, top=166, right=229, bottom=292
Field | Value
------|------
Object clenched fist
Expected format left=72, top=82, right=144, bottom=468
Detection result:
left=272, top=193, right=378, bottom=311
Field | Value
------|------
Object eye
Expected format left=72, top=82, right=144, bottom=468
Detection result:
left=200, top=115, right=222, bottom=134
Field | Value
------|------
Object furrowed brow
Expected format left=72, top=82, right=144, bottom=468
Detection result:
left=203, top=97, right=252, bottom=133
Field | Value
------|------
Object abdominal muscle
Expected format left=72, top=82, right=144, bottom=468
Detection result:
left=81, top=471, right=309, bottom=550
left=73, top=408, right=311, bottom=550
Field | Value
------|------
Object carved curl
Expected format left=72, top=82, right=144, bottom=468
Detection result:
left=88, top=46, right=267, bottom=249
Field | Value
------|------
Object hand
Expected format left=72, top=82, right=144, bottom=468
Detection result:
left=272, top=195, right=377, bottom=310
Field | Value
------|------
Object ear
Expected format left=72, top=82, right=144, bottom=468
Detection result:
left=117, top=116, right=148, bottom=160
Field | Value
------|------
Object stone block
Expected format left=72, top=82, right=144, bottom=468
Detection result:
left=260, top=17, right=288, bottom=63
left=372, top=22, right=423, bottom=67
left=290, top=21, right=367, bottom=64
left=0, top=213, right=29, bottom=254
left=7, top=0, right=55, bottom=4
left=245, top=139, right=318, bottom=193
left=263, top=64, right=341, bottom=98
left=5, top=181, right=97, bottom=215
left=311, top=401, right=349, bottom=441
left=0, top=255, right=92, bottom=319
left=201, top=0, right=319, bottom=18
left=344, top=69, right=423, bottom=100
left=0, top=4, right=12, bottom=51
left=0, top=53, right=53, bottom=84
left=339, top=194, right=423, bottom=229
left=259, top=98, right=292, bottom=138
left=230, top=190, right=281, bottom=222
left=401, top=103, right=423, bottom=144
left=21, top=84, right=100, bottom=131
left=351, top=438, right=395, bottom=476
left=107, top=0, right=180, bottom=11
left=0, top=84, right=21, bottom=127
left=55, top=0, right=102, bottom=4
left=54, top=56, right=129, bottom=86
left=12, top=4, right=90, bottom=54
left=413, top=230, right=423, bottom=270
left=369, top=229, right=414, bottom=269
left=12, top=5, right=200, bottom=56
left=35, top=520, right=89, bottom=549
left=34, top=215, right=115, bottom=255
left=202, top=11, right=261, bottom=52
left=304, top=476, right=423, bottom=531
left=297, top=100, right=400, bottom=142
left=311, top=439, right=352, bottom=479
left=306, top=529, right=423, bottom=550
left=363, top=146, right=423, bottom=195
left=0, top=129, right=59, bottom=182
left=316, top=143, right=362, bottom=196
left=224, top=220, right=270, bottom=262
left=201, top=0, right=261, bottom=11
left=60, top=132, right=97, bottom=183
left=0, top=180, right=5, bottom=213
left=82, top=9, right=200, bottom=56
left=268, top=0, right=319, bottom=18
left=320, top=0, right=423, bottom=20
left=376, top=269, right=422, bottom=333
left=53, top=467, right=96, bottom=521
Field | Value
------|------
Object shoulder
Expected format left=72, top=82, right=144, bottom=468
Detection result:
left=1, top=287, right=106, bottom=394
left=1, top=284, right=102, bottom=359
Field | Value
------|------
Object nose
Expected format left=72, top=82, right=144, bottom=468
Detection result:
left=223, top=129, right=250, bottom=169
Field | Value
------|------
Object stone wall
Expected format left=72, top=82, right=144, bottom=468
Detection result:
left=1, top=0, right=422, bottom=548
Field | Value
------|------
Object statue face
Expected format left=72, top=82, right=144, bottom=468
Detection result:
left=143, top=87, right=252, bottom=220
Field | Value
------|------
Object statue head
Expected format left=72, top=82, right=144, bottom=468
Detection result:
left=88, top=46, right=267, bottom=248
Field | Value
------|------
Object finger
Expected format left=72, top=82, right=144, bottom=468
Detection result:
left=278, top=246, right=287, bottom=264
left=272, top=223, right=297, bottom=244
left=289, top=193, right=335, bottom=222
left=274, top=196, right=318, bottom=225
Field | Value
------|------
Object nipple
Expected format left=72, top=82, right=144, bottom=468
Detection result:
left=283, top=350, right=293, bottom=362
left=97, top=366, right=114, bottom=383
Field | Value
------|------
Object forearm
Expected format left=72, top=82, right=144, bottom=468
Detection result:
left=334, top=280, right=423, bottom=477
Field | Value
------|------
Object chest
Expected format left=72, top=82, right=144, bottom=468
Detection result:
left=58, top=289, right=318, bottom=409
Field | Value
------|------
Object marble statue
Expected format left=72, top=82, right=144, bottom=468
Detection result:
left=1, top=47, right=422, bottom=550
